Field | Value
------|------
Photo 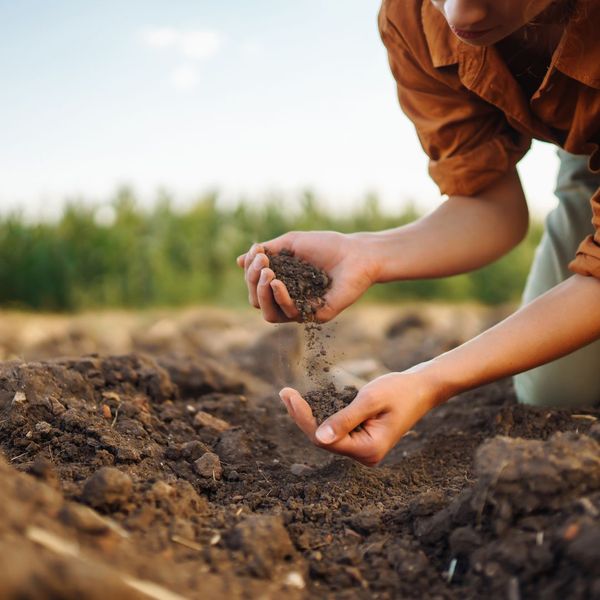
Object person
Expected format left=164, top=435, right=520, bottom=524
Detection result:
left=237, top=0, right=600, bottom=467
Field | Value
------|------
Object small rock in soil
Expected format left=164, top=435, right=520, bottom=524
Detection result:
left=226, top=469, right=240, bottom=482
left=34, top=421, right=53, bottom=435
left=81, top=467, right=133, bottom=510
left=115, top=445, right=141, bottom=463
left=194, top=452, right=222, bottom=480
left=215, top=429, right=251, bottom=463
left=12, top=391, right=27, bottom=406
left=304, top=383, right=358, bottom=425
left=193, top=411, right=230, bottom=432
left=225, top=514, right=297, bottom=578
left=284, top=571, right=305, bottom=590
left=180, top=440, right=212, bottom=462
left=346, top=509, right=381, bottom=535
left=290, top=463, right=312, bottom=477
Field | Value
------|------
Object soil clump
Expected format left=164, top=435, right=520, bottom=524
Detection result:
left=304, top=383, right=358, bottom=425
left=268, top=249, right=330, bottom=322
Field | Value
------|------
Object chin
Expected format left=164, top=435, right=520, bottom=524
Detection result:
left=453, top=30, right=508, bottom=47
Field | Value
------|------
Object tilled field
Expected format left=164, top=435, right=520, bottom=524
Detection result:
left=0, top=306, right=599, bottom=599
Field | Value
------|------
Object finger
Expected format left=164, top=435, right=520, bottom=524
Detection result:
left=257, top=268, right=288, bottom=323
left=245, top=253, right=269, bottom=308
left=270, top=279, right=299, bottom=321
left=322, top=422, right=385, bottom=464
left=280, top=388, right=384, bottom=465
left=315, top=390, right=382, bottom=445
left=258, top=233, right=295, bottom=257
left=243, top=243, right=265, bottom=271
left=279, top=390, right=293, bottom=415
left=279, top=388, right=318, bottom=439
left=236, top=253, right=246, bottom=268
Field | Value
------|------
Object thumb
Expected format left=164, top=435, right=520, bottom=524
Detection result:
left=315, top=391, right=378, bottom=445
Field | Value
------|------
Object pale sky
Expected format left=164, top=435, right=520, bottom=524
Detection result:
left=0, top=0, right=559, bottom=220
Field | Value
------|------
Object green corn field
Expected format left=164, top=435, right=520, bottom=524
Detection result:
left=0, top=187, right=543, bottom=311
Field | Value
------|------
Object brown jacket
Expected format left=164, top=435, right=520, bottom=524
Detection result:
left=378, top=0, right=600, bottom=278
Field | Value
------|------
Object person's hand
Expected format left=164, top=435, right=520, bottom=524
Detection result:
left=279, top=366, right=445, bottom=466
left=236, top=231, right=377, bottom=323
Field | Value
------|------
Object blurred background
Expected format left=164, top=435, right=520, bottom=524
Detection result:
left=0, top=0, right=558, bottom=312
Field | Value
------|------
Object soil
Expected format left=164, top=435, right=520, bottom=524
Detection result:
left=0, top=309, right=599, bottom=599
left=268, top=249, right=330, bottom=323
left=268, top=249, right=343, bottom=414
left=305, top=384, right=359, bottom=425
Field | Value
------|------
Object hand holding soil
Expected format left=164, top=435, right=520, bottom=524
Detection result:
left=280, top=370, right=441, bottom=466
left=236, top=231, right=376, bottom=323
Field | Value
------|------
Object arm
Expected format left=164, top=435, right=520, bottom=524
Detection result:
left=428, top=273, right=600, bottom=396
left=238, top=167, right=528, bottom=322
left=365, top=167, right=528, bottom=282
left=281, top=274, right=600, bottom=466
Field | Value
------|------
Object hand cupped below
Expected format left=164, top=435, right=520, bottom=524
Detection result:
left=279, top=370, right=441, bottom=467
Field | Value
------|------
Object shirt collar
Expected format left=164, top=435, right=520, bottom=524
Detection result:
left=421, top=0, right=600, bottom=88
left=554, top=0, right=600, bottom=88
left=421, top=0, right=462, bottom=68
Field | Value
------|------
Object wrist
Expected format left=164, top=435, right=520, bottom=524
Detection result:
left=348, top=230, right=407, bottom=284
left=405, top=358, right=462, bottom=408
left=346, top=231, right=382, bottom=284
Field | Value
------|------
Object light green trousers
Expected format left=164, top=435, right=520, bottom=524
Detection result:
left=514, top=150, right=600, bottom=408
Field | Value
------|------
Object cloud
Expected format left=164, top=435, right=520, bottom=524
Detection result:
left=140, top=27, right=222, bottom=91
left=240, top=40, right=264, bottom=58
left=170, top=64, right=200, bottom=91
left=140, top=27, right=223, bottom=61
left=178, top=31, right=222, bottom=60
left=141, top=27, right=178, bottom=49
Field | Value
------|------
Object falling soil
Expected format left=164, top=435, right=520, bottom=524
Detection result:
left=304, top=383, right=358, bottom=425
left=268, top=248, right=335, bottom=383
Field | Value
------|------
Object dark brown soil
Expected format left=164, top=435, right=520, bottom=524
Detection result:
left=1, top=347, right=599, bottom=599
left=305, top=383, right=358, bottom=425
left=268, top=248, right=334, bottom=383
left=268, top=249, right=330, bottom=323
left=1, top=306, right=599, bottom=599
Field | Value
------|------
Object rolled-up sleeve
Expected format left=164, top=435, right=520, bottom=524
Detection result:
left=379, top=14, right=531, bottom=197
left=569, top=188, right=600, bottom=278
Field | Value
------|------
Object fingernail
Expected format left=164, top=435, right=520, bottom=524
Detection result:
left=315, top=425, right=335, bottom=444
left=287, top=395, right=297, bottom=415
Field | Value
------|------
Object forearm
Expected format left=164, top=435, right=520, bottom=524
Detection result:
left=359, top=169, right=528, bottom=282
left=423, top=274, right=600, bottom=401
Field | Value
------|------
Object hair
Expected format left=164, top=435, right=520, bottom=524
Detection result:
left=521, top=0, right=579, bottom=48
